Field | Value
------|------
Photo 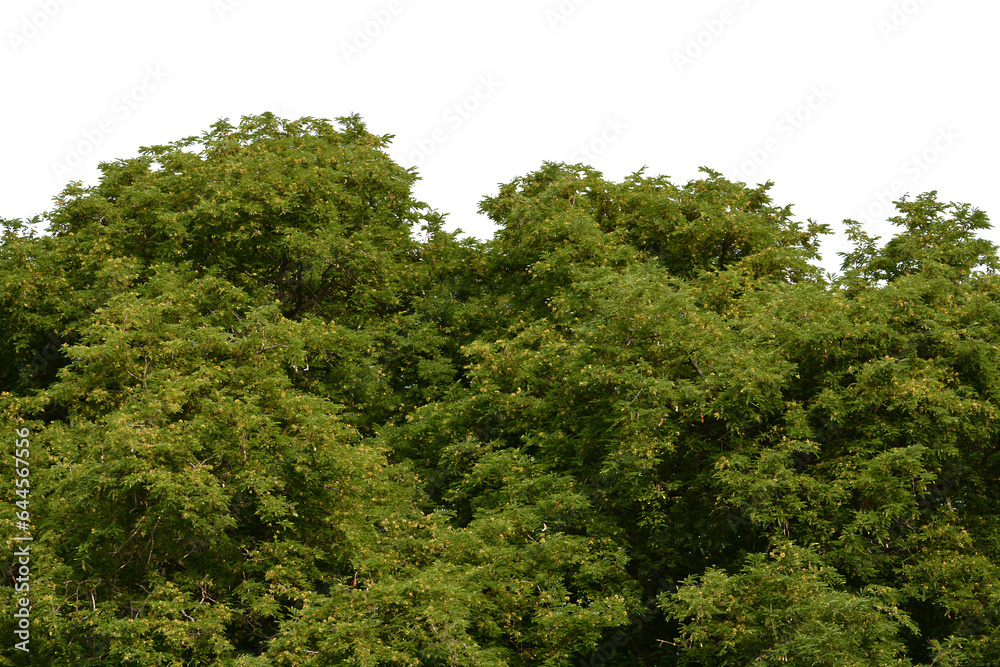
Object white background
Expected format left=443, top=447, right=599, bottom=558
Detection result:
left=3, top=0, right=997, bottom=277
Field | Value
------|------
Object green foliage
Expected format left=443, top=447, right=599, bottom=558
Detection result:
left=662, top=541, right=916, bottom=666
left=2, top=113, right=1000, bottom=666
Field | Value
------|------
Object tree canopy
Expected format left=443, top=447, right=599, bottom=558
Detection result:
left=2, top=113, right=1000, bottom=666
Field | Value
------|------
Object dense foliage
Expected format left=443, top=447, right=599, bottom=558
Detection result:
left=2, top=113, right=999, bottom=666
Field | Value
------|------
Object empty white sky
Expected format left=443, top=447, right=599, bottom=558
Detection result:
left=3, top=0, right=998, bottom=276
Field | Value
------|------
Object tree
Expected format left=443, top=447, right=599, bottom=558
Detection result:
left=662, top=541, right=915, bottom=666
left=2, top=114, right=1000, bottom=666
